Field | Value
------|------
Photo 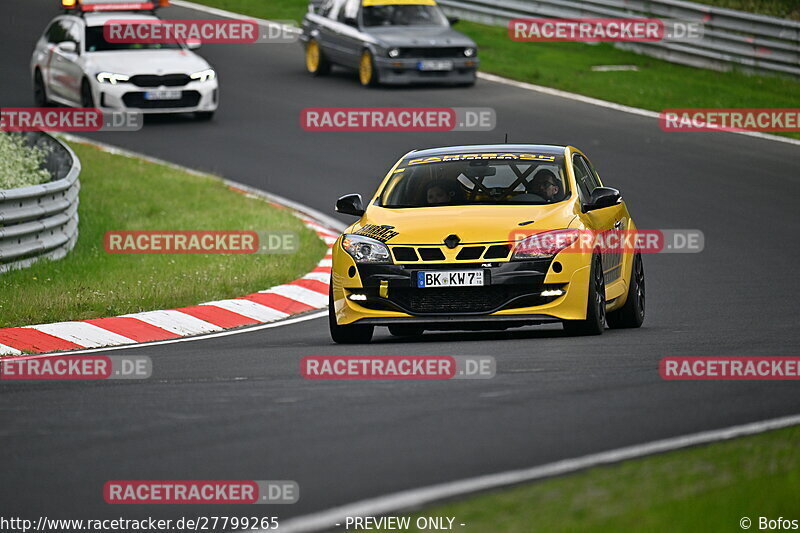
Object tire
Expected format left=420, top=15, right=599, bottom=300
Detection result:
left=33, top=69, right=51, bottom=107
left=195, top=111, right=215, bottom=121
left=358, top=49, right=378, bottom=87
left=607, top=253, right=645, bottom=329
left=563, top=253, right=606, bottom=336
left=80, top=78, right=94, bottom=108
left=329, top=286, right=374, bottom=344
left=305, top=39, right=331, bottom=76
left=388, top=324, right=424, bottom=337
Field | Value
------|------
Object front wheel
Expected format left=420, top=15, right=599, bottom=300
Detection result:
left=358, top=49, right=378, bottom=87
left=33, top=69, right=51, bottom=107
left=306, top=39, right=331, bottom=76
left=563, top=254, right=605, bottom=336
left=80, top=79, right=94, bottom=108
left=329, top=287, right=374, bottom=344
left=607, top=253, right=645, bottom=329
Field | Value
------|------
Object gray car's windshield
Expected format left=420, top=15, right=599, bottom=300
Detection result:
left=362, top=4, right=448, bottom=27
left=85, top=26, right=182, bottom=52
left=380, top=154, right=569, bottom=207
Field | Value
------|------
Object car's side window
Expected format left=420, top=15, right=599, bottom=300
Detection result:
left=66, top=21, right=83, bottom=51
left=338, top=0, right=360, bottom=24
left=45, top=19, right=71, bottom=44
left=580, top=155, right=602, bottom=190
left=572, top=154, right=593, bottom=200
left=327, top=0, right=347, bottom=21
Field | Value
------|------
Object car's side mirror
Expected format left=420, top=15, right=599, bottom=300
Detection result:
left=583, top=187, right=621, bottom=212
left=56, top=41, right=77, bottom=55
left=343, top=16, right=358, bottom=27
left=186, top=41, right=202, bottom=50
left=336, top=194, right=365, bottom=217
left=447, top=16, right=460, bottom=25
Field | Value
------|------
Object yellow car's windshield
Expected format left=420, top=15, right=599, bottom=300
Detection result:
left=380, top=154, right=568, bottom=208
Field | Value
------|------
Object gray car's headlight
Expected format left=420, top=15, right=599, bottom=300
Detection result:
left=387, top=47, right=400, bottom=58
left=342, top=234, right=392, bottom=264
left=96, top=72, right=130, bottom=84
left=463, top=47, right=476, bottom=57
left=190, top=69, right=216, bottom=82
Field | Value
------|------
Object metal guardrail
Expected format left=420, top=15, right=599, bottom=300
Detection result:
left=438, top=0, right=800, bottom=77
left=0, top=132, right=81, bottom=273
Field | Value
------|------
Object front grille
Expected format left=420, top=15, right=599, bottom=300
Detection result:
left=122, top=91, right=201, bottom=109
left=456, top=246, right=484, bottom=260
left=399, top=47, right=464, bottom=58
left=418, top=248, right=445, bottom=261
left=389, top=286, right=522, bottom=314
left=129, top=74, right=191, bottom=88
left=392, top=247, right=418, bottom=261
left=484, top=244, right=510, bottom=259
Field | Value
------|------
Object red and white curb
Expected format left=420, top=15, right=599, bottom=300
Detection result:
left=0, top=138, right=343, bottom=356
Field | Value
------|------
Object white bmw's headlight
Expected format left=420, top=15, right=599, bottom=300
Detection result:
left=190, top=69, right=216, bottom=83
left=463, top=47, right=476, bottom=57
left=387, top=48, right=400, bottom=58
left=342, top=234, right=392, bottom=264
left=96, top=72, right=130, bottom=84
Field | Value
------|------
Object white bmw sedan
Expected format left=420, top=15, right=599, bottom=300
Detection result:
left=31, top=11, right=219, bottom=120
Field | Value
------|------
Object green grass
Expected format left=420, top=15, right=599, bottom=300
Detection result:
left=691, top=0, right=800, bottom=20
left=191, top=0, right=800, bottom=139
left=0, top=141, right=327, bottom=328
left=397, top=425, right=800, bottom=533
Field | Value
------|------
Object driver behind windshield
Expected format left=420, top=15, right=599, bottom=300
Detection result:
left=529, top=169, right=563, bottom=202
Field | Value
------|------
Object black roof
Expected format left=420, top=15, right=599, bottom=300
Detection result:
left=407, top=144, right=566, bottom=158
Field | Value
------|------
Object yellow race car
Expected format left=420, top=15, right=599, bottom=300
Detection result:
left=329, top=144, right=645, bottom=343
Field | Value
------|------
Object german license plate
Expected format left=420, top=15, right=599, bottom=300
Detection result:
left=144, top=90, right=182, bottom=100
left=418, top=60, right=453, bottom=71
left=417, top=270, right=484, bottom=288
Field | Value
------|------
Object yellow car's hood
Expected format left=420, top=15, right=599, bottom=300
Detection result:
left=355, top=203, right=577, bottom=245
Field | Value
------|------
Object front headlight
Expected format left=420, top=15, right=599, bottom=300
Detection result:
left=190, top=68, right=216, bottom=83
left=96, top=72, right=130, bottom=84
left=342, top=234, right=392, bottom=264
left=463, top=47, right=476, bottom=57
left=511, top=229, right=580, bottom=260
left=387, top=48, right=400, bottom=58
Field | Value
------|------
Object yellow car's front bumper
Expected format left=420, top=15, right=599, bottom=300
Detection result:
left=331, top=239, right=595, bottom=328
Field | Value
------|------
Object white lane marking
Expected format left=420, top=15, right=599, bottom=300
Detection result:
left=1, top=311, right=328, bottom=359
left=271, top=413, right=800, bottom=533
left=169, top=1, right=800, bottom=149
left=266, top=285, right=328, bottom=308
left=0, top=343, right=23, bottom=356
left=201, top=300, right=290, bottom=322
left=26, top=322, right=136, bottom=348
left=121, top=310, right=223, bottom=336
left=302, top=271, right=332, bottom=284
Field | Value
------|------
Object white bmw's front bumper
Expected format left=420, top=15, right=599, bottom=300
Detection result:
left=93, top=78, right=219, bottom=114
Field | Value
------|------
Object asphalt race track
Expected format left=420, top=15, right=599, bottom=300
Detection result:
left=2, top=0, right=799, bottom=525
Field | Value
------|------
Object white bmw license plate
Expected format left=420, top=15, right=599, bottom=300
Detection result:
left=143, top=90, right=182, bottom=101
left=417, top=270, right=484, bottom=288
left=418, top=60, right=454, bottom=71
